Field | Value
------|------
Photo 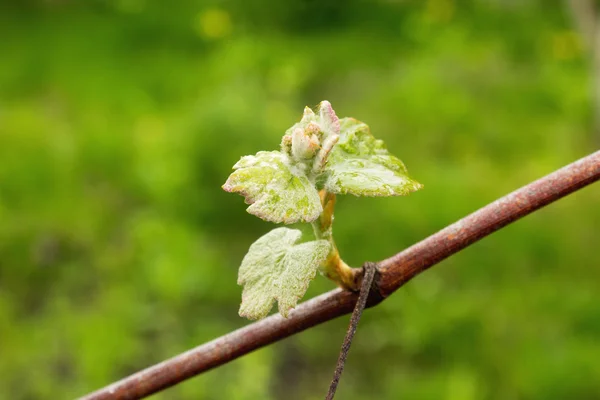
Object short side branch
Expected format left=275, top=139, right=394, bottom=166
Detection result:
left=326, top=262, right=378, bottom=400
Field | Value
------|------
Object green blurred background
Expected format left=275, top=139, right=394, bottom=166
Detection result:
left=1, top=0, right=599, bottom=399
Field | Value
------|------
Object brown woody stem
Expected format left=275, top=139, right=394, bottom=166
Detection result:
left=80, top=150, right=600, bottom=400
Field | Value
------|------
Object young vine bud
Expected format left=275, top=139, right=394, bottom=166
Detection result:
left=291, top=127, right=320, bottom=160
left=281, top=134, right=293, bottom=154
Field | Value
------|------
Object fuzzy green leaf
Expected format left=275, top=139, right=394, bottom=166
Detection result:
left=238, top=228, right=330, bottom=320
left=322, top=118, right=423, bottom=196
left=223, top=151, right=322, bottom=223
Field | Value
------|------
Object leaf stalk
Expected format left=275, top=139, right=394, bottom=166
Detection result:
left=313, top=190, right=360, bottom=290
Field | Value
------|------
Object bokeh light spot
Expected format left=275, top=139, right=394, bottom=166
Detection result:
left=196, top=8, right=232, bottom=40
left=426, top=0, right=454, bottom=23
left=552, top=31, right=581, bottom=61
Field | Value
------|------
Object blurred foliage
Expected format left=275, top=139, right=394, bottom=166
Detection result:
left=0, top=0, right=599, bottom=399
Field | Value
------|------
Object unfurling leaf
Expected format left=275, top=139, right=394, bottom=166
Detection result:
left=322, top=118, right=423, bottom=196
left=238, top=228, right=330, bottom=320
left=222, top=151, right=322, bottom=224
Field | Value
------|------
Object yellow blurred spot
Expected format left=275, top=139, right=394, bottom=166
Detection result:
left=552, top=31, right=581, bottom=61
left=135, top=115, right=165, bottom=149
left=196, top=8, right=232, bottom=39
left=446, top=369, right=477, bottom=400
left=426, top=0, right=454, bottom=23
